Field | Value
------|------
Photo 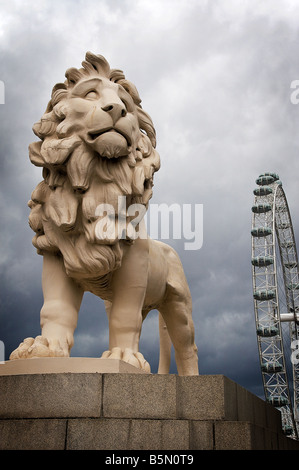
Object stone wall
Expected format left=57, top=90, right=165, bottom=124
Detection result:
left=1, top=371, right=299, bottom=450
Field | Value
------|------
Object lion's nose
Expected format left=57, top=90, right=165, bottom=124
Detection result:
left=101, top=103, right=127, bottom=124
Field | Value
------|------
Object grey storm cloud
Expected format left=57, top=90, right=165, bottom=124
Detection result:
left=0, top=0, right=299, bottom=398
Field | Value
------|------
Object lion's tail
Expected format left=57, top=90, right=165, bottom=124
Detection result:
left=157, top=312, right=172, bottom=374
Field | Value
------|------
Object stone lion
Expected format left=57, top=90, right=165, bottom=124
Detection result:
left=10, top=52, right=199, bottom=376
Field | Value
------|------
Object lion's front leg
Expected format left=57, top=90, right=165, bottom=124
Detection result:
left=101, top=237, right=151, bottom=372
left=10, top=253, right=83, bottom=360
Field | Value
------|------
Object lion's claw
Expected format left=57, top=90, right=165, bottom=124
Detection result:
left=9, top=335, right=67, bottom=360
left=101, top=347, right=151, bottom=373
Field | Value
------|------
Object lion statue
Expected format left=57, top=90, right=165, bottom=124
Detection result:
left=10, top=52, right=199, bottom=376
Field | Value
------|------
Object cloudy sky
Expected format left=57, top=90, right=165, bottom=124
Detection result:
left=0, top=0, right=299, bottom=399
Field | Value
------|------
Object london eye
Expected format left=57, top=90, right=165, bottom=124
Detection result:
left=251, top=173, right=299, bottom=439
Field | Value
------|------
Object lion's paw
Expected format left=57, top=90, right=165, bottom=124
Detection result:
left=9, top=336, right=68, bottom=360
left=101, top=347, right=151, bottom=373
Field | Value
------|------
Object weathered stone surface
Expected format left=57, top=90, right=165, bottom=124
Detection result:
left=214, top=421, right=299, bottom=450
left=1, top=372, right=299, bottom=450
left=177, top=375, right=238, bottom=420
left=67, top=418, right=131, bottom=450
left=63, top=418, right=190, bottom=451
left=103, top=373, right=177, bottom=419
left=236, top=383, right=282, bottom=431
left=0, top=373, right=102, bottom=418
left=190, top=421, right=214, bottom=450
left=129, top=419, right=189, bottom=450
left=215, top=421, right=258, bottom=450
left=0, top=419, right=67, bottom=450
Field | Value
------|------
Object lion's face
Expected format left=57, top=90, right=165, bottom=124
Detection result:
left=55, top=76, right=141, bottom=159
left=28, top=52, right=160, bottom=282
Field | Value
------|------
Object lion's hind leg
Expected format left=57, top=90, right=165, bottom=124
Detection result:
left=157, top=245, right=199, bottom=376
left=158, top=312, right=172, bottom=374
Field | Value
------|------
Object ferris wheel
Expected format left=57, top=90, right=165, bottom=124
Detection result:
left=251, top=172, right=299, bottom=439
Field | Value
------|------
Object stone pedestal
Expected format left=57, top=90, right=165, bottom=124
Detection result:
left=0, top=357, right=147, bottom=375
left=0, top=358, right=298, bottom=450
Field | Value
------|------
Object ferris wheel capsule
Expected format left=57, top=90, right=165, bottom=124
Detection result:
left=251, top=256, right=274, bottom=267
left=253, top=186, right=273, bottom=196
left=253, top=289, right=275, bottom=301
left=251, top=227, right=272, bottom=237
left=261, top=361, right=283, bottom=373
left=259, top=172, right=280, bottom=181
left=256, top=175, right=275, bottom=185
left=251, top=203, right=272, bottom=214
left=251, top=173, right=299, bottom=439
left=256, top=325, right=279, bottom=337
left=267, top=396, right=290, bottom=407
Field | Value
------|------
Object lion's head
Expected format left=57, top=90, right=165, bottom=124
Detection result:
left=28, top=52, right=160, bottom=282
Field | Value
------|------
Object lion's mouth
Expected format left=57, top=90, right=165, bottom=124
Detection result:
left=87, top=128, right=132, bottom=147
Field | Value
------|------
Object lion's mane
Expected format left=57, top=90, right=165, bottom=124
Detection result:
left=28, top=52, right=160, bottom=285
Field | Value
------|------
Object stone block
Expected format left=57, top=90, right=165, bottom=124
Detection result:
left=190, top=420, right=214, bottom=450
left=286, top=435, right=299, bottom=450
left=1, top=371, right=298, bottom=450
left=177, top=375, right=238, bottom=420
left=0, top=373, right=102, bottom=418
left=214, top=421, right=269, bottom=450
left=160, top=420, right=190, bottom=450
left=0, top=357, right=146, bottom=375
left=236, top=384, right=281, bottom=431
left=215, top=421, right=255, bottom=450
left=129, top=419, right=189, bottom=450
left=264, top=429, right=279, bottom=450
left=67, top=418, right=189, bottom=450
left=0, top=419, right=67, bottom=450
left=236, top=384, right=255, bottom=422
left=67, top=418, right=130, bottom=450
left=264, top=400, right=282, bottom=432
left=252, top=392, right=268, bottom=428
left=103, top=373, right=177, bottom=419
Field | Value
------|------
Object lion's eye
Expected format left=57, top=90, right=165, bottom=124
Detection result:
left=85, top=90, right=98, bottom=99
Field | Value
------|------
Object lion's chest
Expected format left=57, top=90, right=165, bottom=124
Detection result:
left=77, top=273, right=113, bottom=301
